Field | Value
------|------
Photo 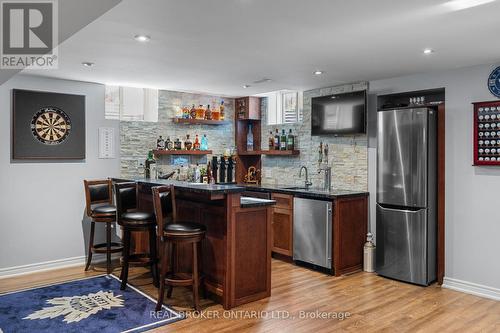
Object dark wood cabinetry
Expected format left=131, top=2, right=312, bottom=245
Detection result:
left=235, top=97, right=261, bottom=120
left=235, top=97, right=262, bottom=184
left=271, top=193, right=293, bottom=257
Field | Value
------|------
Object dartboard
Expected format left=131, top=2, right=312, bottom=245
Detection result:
left=30, top=107, right=71, bottom=145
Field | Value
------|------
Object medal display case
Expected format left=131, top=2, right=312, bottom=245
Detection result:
left=473, top=100, right=500, bottom=166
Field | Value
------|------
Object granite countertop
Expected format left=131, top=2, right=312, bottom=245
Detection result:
left=240, top=197, right=276, bottom=208
left=243, top=184, right=369, bottom=199
left=113, top=177, right=368, bottom=199
left=115, top=177, right=246, bottom=194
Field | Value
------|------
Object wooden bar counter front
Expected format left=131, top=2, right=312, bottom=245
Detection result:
left=116, top=179, right=274, bottom=310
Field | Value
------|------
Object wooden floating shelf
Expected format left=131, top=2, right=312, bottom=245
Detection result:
left=238, top=150, right=300, bottom=156
left=172, top=118, right=230, bottom=125
left=153, top=149, right=212, bottom=156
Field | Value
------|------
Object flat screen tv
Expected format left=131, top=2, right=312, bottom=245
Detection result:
left=311, top=90, right=366, bottom=136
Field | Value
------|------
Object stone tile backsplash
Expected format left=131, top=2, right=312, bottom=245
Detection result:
left=120, top=90, right=235, bottom=178
left=120, top=85, right=367, bottom=191
left=260, top=83, right=368, bottom=191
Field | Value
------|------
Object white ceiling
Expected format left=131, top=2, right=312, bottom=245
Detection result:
left=23, top=0, right=500, bottom=96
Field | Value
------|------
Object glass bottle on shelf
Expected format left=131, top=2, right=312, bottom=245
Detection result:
left=205, top=105, right=212, bottom=120
left=189, top=104, right=196, bottom=119
left=200, top=134, right=208, bottom=150
left=196, top=105, right=205, bottom=119
left=268, top=131, right=274, bottom=150
left=280, top=129, right=287, bottom=150
left=156, top=135, right=165, bottom=150
left=193, top=134, right=200, bottom=150
left=274, top=128, right=280, bottom=150
left=247, top=124, right=254, bottom=151
left=212, top=103, right=220, bottom=120
left=184, top=134, right=193, bottom=150
left=287, top=129, right=295, bottom=150
left=220, top=100, right=225, bottom=120
left=174, top=138, right=182, bottom=150
left=175, top=106, right=183, bottom=119
left=166, top=136, right=173, bottom=150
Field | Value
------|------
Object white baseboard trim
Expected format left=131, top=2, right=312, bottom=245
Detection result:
left=442, top=277, right=500, bottom=301
left=0, top=254, right=120, bottom=279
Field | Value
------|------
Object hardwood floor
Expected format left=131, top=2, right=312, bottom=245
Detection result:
left=1, top=260, right=499, bottom=332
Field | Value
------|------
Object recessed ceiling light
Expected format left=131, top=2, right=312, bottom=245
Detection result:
left=81, top=62, right=94, bottom=67
left=443, top=0, right=496, bottom=11
left=134, top=34, right=151, bottom=42
left=423, top=48, right=434, bottom=55
left=243, top=85, right=251, bottom=88
left=313, top=70, right=324, bottom=75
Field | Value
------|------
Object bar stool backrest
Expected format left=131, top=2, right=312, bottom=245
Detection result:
left=152, top=185, right=176, bottom=239
left=84, top=179, right=112, bottom=217
left=114, top=182, right=137, bottom=224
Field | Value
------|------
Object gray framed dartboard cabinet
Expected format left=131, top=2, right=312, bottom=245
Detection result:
left=12, top=89, right=86, bottom=160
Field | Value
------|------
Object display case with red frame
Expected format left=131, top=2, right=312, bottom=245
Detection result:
left=473, top=100, right=500, bottom=166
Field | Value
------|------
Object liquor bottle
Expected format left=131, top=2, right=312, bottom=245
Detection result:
left=183, top=106, right=190, bottom=119
left=219, top=156, right=226, bottom=183
left=220, top=100, right=225, bottom=121
left=175, top=106, right=183, bottom=119
left=190, top=104, right=196, bottom=119
left=280, top=129, right=287, bottom=150
left=227, top=156, right=234, bottom=183
left=193, top=134, right=200, bottom=150
left=274, top=129, right=280, bottom=150
left=145, top=151, right=156, bottom=178
left=194, top=164, right=201, bottom=183
left=205, top=105, right=212, bottom=120
left=200, top=134, right=208, bottom=150
left=319, top=141, right=323, bottom=163
left=286, top=129, right=295, bottom=150
left=212, top=103, right=220, bottom=121
left=268, top=131, right=274, bottom=150
left=207, top=161, right=213, bottom=184
left=196, top=105, right=205, bottom=119
left=184, top=134, right=193, bottom=150
left=165, top=136, right=173, bottom=150
left=212, top=156, right=218, bottom=184
left=174, top=138, right=182, bottom=150
left=247, top=124, right=254, bottom=151
left=157, top=135, right=165, bottom=150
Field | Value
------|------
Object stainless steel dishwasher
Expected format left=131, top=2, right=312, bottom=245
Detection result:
left=293, top=197, right=333, bottom=269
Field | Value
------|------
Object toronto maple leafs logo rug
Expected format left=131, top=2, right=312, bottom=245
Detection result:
left=0, top=275, right=183, bottom=333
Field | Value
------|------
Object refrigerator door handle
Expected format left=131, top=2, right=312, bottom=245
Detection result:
left=376, top=203, right=424, bottom=213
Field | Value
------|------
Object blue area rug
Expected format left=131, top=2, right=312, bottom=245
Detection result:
left=0, top=275, right=183, bottom=333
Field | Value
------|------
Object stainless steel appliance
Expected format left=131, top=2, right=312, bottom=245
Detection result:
left=376, top=107, right=437, bottom=286
left=293, top=197, right=332, bottom=269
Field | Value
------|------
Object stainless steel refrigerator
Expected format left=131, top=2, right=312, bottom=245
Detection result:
left=376, top=107, right=437, bottom=286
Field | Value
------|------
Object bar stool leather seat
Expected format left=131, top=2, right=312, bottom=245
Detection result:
left=122, top=211, right=155, bottom=222
left=92, top=204, right=116, bottom=215
left=164, top=222, right=206, bottom=233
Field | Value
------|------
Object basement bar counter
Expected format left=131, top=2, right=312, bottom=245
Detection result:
left=113, top=177, right=275, bottom=310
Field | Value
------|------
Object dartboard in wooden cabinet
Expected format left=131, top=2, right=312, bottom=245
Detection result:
left=30, top=107, right=72, bottom=145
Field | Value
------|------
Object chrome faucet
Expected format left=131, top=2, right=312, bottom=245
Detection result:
left=318, top=165, right=332, bottom=191
left=299, top=166, right=312, bottom=188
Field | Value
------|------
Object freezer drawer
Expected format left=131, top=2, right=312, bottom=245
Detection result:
left=293, top=198, right=332, bottom=269
left=376, top=204, right=434, bottom=285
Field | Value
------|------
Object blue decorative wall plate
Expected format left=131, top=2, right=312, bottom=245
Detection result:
left=488, top=66, right=500, bottom=98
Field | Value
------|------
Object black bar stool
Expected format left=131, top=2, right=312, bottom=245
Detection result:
left=115, top=182, right=159, bottom=290
left=83, top=179, right=123, bottom=274
left=152, top=185, right=206, bottom=311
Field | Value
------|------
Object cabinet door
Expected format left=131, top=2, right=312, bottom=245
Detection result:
left=272, top=207, right=293, bottom=256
